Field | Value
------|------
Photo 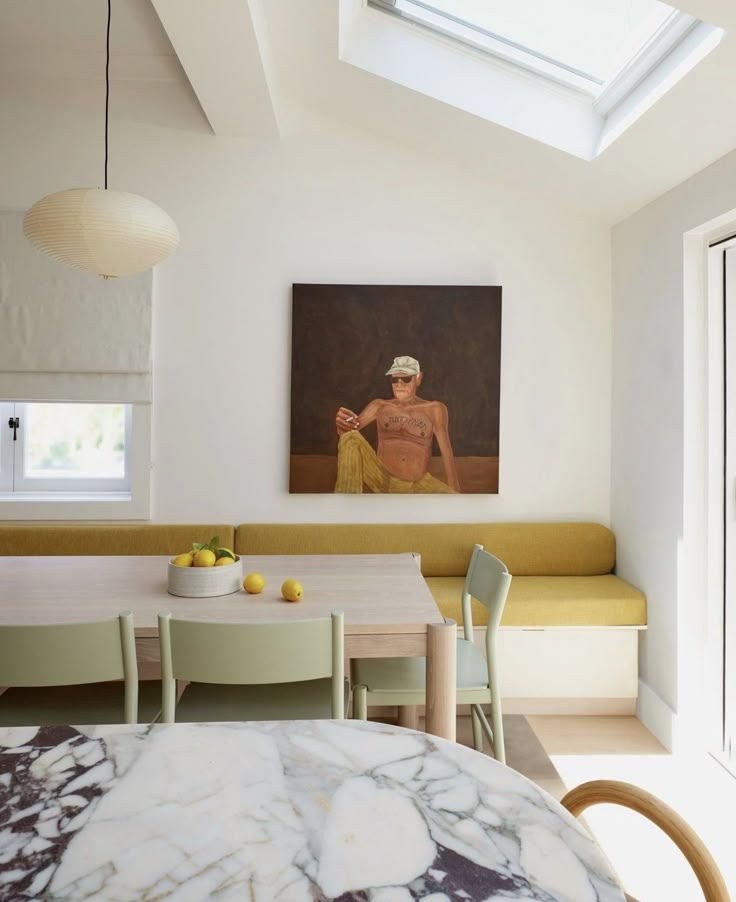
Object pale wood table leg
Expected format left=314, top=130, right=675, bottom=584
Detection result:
left=398, top=706, right=419, bottom=730
left=425, top=618, right=456, bottom=741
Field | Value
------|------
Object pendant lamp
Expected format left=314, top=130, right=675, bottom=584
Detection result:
left=23, top=0, right=179, bottom=278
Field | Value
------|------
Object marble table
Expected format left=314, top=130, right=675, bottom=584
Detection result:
left=0, top=720, right=625, bottom=901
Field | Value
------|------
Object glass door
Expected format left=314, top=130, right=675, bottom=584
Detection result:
left=724, top=244, right=736, bottom=764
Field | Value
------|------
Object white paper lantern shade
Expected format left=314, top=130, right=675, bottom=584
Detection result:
left=23, top=187, right=179, bottom=278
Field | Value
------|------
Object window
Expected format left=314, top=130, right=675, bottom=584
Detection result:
left=0, top=402, right=150, bottom=519
left=1, top=402, right=131, bottom=494
left=371, top=0, right=680, bottom=90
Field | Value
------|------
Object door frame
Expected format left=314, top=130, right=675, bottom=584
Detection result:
left=720, top=239, right=736, bottom=761
left=705, top=232, right=736, bottom=761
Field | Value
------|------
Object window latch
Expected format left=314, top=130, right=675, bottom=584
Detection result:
left=7, top=417, right=19, bottom=440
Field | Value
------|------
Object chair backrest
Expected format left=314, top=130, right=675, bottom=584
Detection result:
left=561, top=780, right=729, bottom=902
left=460, top=544, right=512, bottom=642
left=0, top=612, right=139, bottom=723
left=158, top=610, right=345, bottom=722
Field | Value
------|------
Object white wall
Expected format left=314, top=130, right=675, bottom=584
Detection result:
left=612, top=149, right=736, bottom=747
left=0, top=97, right=611, bottom=524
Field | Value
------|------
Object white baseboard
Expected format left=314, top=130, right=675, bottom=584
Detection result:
left=636, top=678, right=676, bottom=751
left=503, top=698, right=636, bottom=715
left=366, top=698, right=637, bottom=718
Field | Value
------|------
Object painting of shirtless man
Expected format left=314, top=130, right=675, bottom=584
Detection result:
left=335, top=356, right=459, bottom=493
left=288, top=283, right=501, bottom=494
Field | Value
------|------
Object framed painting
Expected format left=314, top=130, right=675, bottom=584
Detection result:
left=289, top=284, right=501, bottom=494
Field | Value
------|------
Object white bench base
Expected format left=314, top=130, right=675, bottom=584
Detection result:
left=495, top=626, right=643, bottom=714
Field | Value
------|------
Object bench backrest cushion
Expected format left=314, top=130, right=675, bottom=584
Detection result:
left=234, top=522, right=615, bottom=577
left=0, top=524, right=235, bottom=556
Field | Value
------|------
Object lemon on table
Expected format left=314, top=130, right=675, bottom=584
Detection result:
left=215, top=557, right=235, bottom=566
left=281, top=579, right=303, bottom=602
left=171, top=553, right=194, bottom=567
left=193, top=549, right=217, bottom=567
left=244, top=572, right=266, bottom=594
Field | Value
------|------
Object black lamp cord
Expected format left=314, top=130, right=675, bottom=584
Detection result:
left=104, top=0, right=111, bottom=190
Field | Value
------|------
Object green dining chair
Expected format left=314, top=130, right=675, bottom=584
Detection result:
left=0, top=612, right=161, bottom=726
left=353, top=544, right=511, bottom=762
left=157, top=610, right=346, bottom=723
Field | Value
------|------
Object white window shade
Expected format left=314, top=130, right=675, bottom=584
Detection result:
left=0, top=211, right=153, bottom=403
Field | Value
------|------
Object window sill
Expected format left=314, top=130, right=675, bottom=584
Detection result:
left=0, top=492, right=132, bottom=502
left=0, top=493, right=149, bottom=521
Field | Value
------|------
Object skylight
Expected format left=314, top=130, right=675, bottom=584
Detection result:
left=369, top=0, right=699, bottom=95
left=392, top=0, right=675, bottom=84
left=345, top=0, right=724, bottom=158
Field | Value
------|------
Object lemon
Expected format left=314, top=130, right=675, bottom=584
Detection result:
left=217, top=547, right=236, bottom=561
left=243, top=572, right=266, bottom=594
left=171, top=553, right=193, bottom=567
left=193, top=549, right=217, bottom=567
left=215, top=557, right=235, bottom=566
left=281, top=579, right=304, bottom=602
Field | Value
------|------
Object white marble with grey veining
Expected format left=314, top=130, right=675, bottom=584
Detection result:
left=0, top=720, right=625, bottom=901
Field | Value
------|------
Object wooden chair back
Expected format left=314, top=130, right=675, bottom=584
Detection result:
left=561, top=779, right=730, bottom=902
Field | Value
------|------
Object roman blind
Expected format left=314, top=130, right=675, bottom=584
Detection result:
left=0, top=211, right=153, bottom=403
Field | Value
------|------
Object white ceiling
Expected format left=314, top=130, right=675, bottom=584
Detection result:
left=1, top=0, right=736, bottom=224
left=0, top=0, right=205, bottom=130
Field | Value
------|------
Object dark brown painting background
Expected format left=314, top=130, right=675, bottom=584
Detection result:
left=289, top=284, right=501, bottom=493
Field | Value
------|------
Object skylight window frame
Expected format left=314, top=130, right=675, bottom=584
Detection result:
left=368, top=0, right=601, bottom=94
left=594, top=9, right=698, bottom=116
left=369, top=0, right=701, bottom=109
left=344, top=0, right=724, bottom=160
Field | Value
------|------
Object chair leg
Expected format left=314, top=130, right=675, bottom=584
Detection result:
left=474, top=706, right=505, bottom=764
left=490, top=701, right=505, bottom=764
left=397, top=705, right=419, bottom=730
left=486, top=656, right=506, bottom=764
left=471, top=706, right=483, bottom=752
left=354, top=684, right=368, bottom=720
left=489, top=675, right=505, bottom=764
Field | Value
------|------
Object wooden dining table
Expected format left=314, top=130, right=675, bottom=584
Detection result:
left=0, top=552, right=458, bottom=739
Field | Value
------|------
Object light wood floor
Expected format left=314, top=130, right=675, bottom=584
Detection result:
left=527, top=714, right=668, bottom=757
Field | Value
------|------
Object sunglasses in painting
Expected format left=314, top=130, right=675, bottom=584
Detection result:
left=390, top=376, right=414, bottom=384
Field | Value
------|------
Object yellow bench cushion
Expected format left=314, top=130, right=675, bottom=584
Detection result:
left=235, top=522, right=615, bottom=577
left=0, top=524, right=235, bottom=556
left=426, top=575, right=647, bottom=627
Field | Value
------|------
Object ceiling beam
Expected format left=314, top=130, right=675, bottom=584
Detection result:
left=150, top=0, right=281, bottom=138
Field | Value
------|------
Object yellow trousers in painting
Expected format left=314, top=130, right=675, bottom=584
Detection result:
left=334, top=431, right=457, bottom=494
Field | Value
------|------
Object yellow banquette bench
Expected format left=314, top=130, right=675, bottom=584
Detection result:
left=0, top=521, right=645, bottom=712
left=233, top=522, right=646, bottom=629
left=0, top=524, right=235, bottom=557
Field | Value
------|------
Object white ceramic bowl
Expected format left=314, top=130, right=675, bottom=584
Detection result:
left=167, top=556, right=243, bottom=598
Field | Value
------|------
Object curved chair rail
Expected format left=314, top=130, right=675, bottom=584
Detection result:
left=560, top=779, right=730, bottom=902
